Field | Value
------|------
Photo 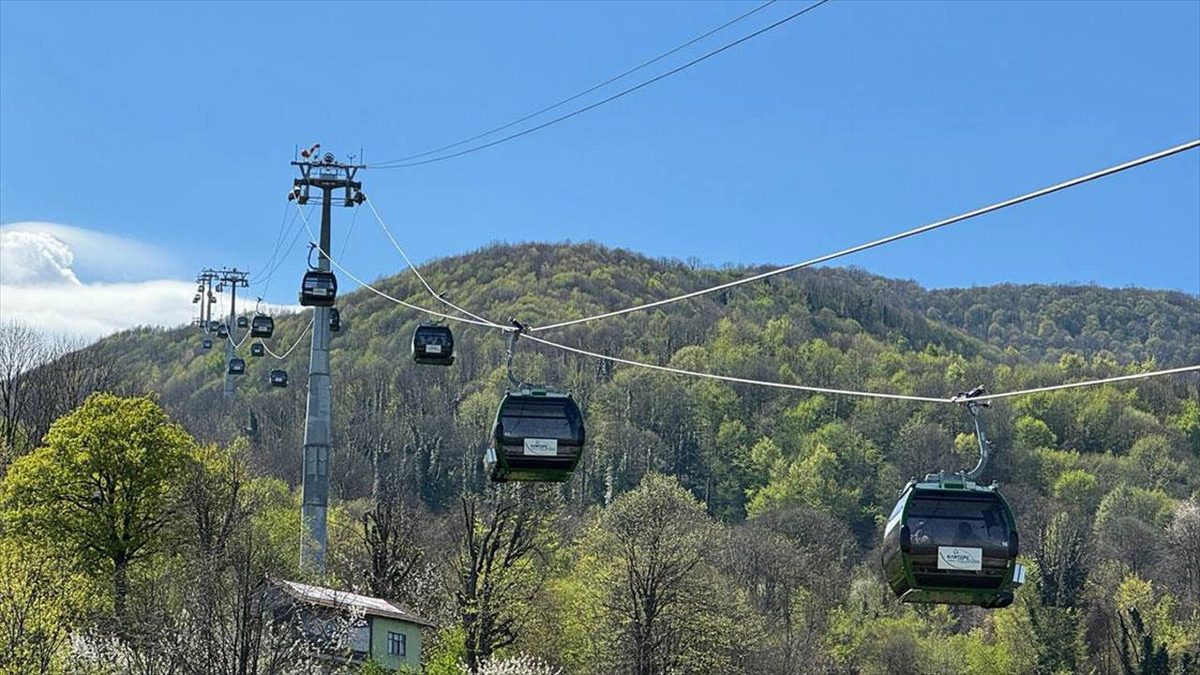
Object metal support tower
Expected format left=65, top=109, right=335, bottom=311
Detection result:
left=212, top=268, right=249, bottom=401
left=289, top=150, right=364, bottom=574
left=195, top=270, right=219, bottom=329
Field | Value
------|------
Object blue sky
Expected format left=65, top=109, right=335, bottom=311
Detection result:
left=1, top=0, right=1197, bottom=335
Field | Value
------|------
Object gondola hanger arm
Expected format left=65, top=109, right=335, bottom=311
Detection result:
left=955, top=386, right=992, bottom=481
left=505, top=319, right=529, bottom=389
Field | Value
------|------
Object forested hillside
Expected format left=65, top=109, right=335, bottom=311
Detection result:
left=3, top=242, right=1198, bottom=673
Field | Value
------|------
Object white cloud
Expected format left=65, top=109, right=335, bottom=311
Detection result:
left=0, top=221, right=178, bottom=282
left=0, top=230, right=81, bottom=285
left=0, top=222, right=306, bottom=342
left=0, top=222, right=193, bottom=340
left=0, top=280, right=198, bottom=340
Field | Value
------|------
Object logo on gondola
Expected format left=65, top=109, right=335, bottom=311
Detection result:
left=937, top=546, right=983, bottom=571
left=524, top=438, right=558, bottom=456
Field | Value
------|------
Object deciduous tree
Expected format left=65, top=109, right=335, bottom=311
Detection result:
left=0, top=393, right=195, bottom=616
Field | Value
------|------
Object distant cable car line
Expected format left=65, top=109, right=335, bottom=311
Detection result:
left=292, top=138, right=1200, bottom=405
left=528, top=139, right=1200, bottom=333
left=379, top=0, right=781, bottom=165
left=369, top=0, right=832, bottom=169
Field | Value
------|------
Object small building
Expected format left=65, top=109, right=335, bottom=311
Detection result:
left=270, top=579, right=434, bottom=672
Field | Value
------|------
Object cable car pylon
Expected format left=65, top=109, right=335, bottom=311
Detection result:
left=212, top=267, right=249, bottom=402
left=289, top=148, right=365, bottom=576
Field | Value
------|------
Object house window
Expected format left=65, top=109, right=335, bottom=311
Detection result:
left=387, top=631, right=406, bottom=657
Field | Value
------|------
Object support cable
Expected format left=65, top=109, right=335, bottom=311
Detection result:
left=530, top=139, right=1200, bottom=333
left=313, top=213, right=1200, bottom=403
left=369, top=0, right=831, bottom=169
left=252, top=206, right=310, bottom=297
left=263, top=320, right=314, bottom=360
left=365, top=197, right=500, bottom=325
left=954, top=365, right=1200, bottom=403
left=228, top=329, right=251, bottom=350
left=380, top=0, right=780, bottom=164
left=523, top=332, right=952, bottom=402
left=248, top=203, right=295, bottom=284
left=293, top=204, right=504, bottom=328
left=339, top=201, right=361, bottom=258
left=525, top=332, right=1199, bottom=403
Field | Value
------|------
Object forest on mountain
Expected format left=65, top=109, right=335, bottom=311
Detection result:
left=2, top=242, right=1198, bottom=674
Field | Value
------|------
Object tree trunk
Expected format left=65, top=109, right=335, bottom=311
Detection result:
left=113, top=556, right=129, bottom=620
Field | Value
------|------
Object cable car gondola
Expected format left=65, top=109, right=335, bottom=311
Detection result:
left=412, top=323, right=454, bottom=366
left=208, top=320, right=220, bottom=332
left=269, top=369, right=288, bottom=388
left=881, top=475, right=1023, bottom=608
left=236, top=316, right=249, bottom=329
left=250, top=342, right=265, bottom=357
left=216, top=324, right=230, bottom=339
left=227, top=358, right=246, bottom=375
left=299, top=271, right=337, bottom=307
left=201, top=337, right=213, bottom=350
left=250, top=315, right=274, bottom=338
left=880, top=389, right=1025, bottom=608
left=487, top=389, right=585, bottom=482
left=329, top=308, right=341, bottom=333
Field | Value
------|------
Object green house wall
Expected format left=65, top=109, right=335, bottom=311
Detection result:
left=369, top=616, right=423, bottom=671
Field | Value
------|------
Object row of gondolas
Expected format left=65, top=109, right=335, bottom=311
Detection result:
left=196, top=271, right=1024, bottom=609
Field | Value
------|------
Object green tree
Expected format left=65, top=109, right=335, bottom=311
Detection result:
left=1014, top=415, right=1057, bottom=452
left=1052, top=469, right=1101, bottom=513
left=1170, top=399, right=1200, bottom=457
left=591, top=473, right=747, bottom=675
left=747, top=422, right=883, bottom=539
left=456, top=487, right=557, bottom=674
left=0, top=393, right=195, bottom=616
left=1114, top=575, right=1196, bottom=675
left=1128, top=435, right=1181, bottom=491
left=1093, top=485, right=1174, bottom=580
left=0, top=538, right=84, bottom=674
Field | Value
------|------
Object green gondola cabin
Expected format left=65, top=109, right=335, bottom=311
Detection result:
left=487, top=388, right=585, bottom=482
left=251, top=314, right=275, bottom=338
left=881, top=473, right=1025, bottom=608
